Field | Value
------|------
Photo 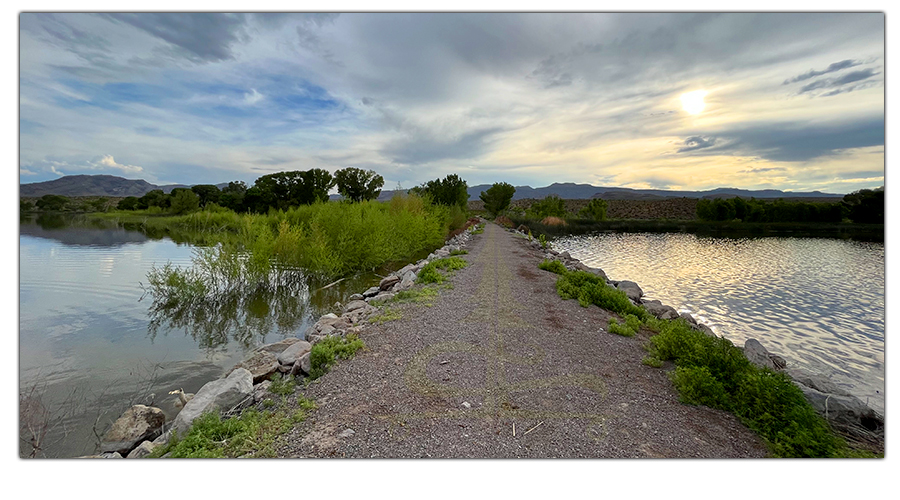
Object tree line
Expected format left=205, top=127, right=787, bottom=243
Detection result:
left=696, top=189, right=883, bottom=224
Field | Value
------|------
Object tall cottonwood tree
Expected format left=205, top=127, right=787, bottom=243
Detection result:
left=335, top=167, right=384, bottom=202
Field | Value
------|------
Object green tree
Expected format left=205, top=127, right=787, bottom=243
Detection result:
left=250, top=169, right=335, bottom=212
left=414, top=174, right=469, bottom=207
left=304, top=168, right=336, bottom=204
left=577, top=198, right=608, bottom=221
left=170, top=189, right=200, bottom=214
left=527, top=195, right=567, bottom=219
left=20, top=199, right=35, bottom=212
left=219, top=181, right=247, bottom=212
left=35, top=194, right=69, bottom=211
left=138, top=189, right=170, bottom=209
left=117, top=196, right=140, bottom=210
left=479, top=182, right=516, bottom=215
left=335, top=167, right=384, bottom=202
left=191, top=184, right=222, bottom=207
left=842, top=188, right=884, bottom=223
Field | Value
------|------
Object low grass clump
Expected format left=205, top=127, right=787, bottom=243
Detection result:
left=608, top=314, right=642, bottom=337
left=416, top=256, right=468, bottom=284
left=369, top=307, right=402, bottom=324
left=538, top=259, right=567, bottom=274
left=268, top=373, right=296, bottom=396
left=471, top=224, right=485, bottom=234
left=392, top=286, right=439, bottom=306
left=449, top=249, right=468, bottom=256
left=307, top=334, right=365, bottom=380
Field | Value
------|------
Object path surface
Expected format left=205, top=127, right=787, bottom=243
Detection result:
left=276, top=222, right=767, bottom=458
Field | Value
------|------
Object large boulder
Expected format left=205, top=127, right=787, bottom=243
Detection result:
left=100, top=405, right=166, bottom=455
left=786, top=367, right=851, bottom=396
left=173, top=368, right=253, bottom=438
left=362, top=286, right=381, bottom=298
left=795, top=383, right=883, bottom=435
left=616, top=281, right=643, bottom=302
left=343, top=300, right=369, bottom=313
left=641, top=299, right=679, bottom=320
left=743, top=339, right=787, bottom=371
left=573, top=262, right=608, bottom=281
left=255, top=337, right=301, bottom=355
left=230, top=351, right=279, bottom=384
left=276, top=340, right=312, bottom=366
left=379, top=275, right=401, bottom=291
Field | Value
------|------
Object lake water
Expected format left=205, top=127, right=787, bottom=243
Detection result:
left=18, top=215, right=382, bottom=458
left=553, top=232, right=885, bottom=414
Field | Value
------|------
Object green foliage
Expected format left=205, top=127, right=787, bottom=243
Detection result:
left=138, top=189, right=170, bottom=210
left=416, top=257, right=468, bottom=284
left=538, top=233, right=548, bottom=249
left=308, top=334, right=365, bottom=380
left=480, top=182, right=516, bottom=215
left=35, top=194, right=69, bottom=211
left=642, top=356, right=664, bottom=368
left=645, top=318, right=844, bottom=457
left=268, top=373, right=296, bottom=395
left=447, top=204, right=468, bottom=231
left=369, top=307, right=402, bottom=324
left=219, top=181, right=248, bottom=212
left=526, top=195, right=568, bottom=219
left=392, top=286, right=439, bottom=305
left=170, top=189, right=200, bottom=215
left=191, top=184, right=222, bottom=207
left=577, top=198, right=608, bottom=221
left=538, top=259, right=567, bottom=274
left=471, top=224, right=484, bottom=234
left=696, top=197, right=844, bottom=223
left=335, top=167, right=385, bottom=203
left=553, top=269, right=648, bottom=319
left=842, top=188, right=883, bottom=223
left=449, top=249, right=468, bottom=256
left=412, top=174, right=469, bottom=207
left=247, top=169, right=335, bottom=212
left=607, top=318, right=636, bottom=337
left=149, top=408, right=294, bottom=458
left=20, top=199, right=35, bottom=212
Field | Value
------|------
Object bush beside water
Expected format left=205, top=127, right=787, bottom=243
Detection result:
left=537, top=259, right=860, bottom=458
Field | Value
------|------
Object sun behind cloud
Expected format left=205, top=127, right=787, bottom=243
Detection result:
left=680, top=90, right=708, bottom=115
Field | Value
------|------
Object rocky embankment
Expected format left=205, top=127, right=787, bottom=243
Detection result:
left=86, top=221, right=483, bottom=458
left=512, top=224, right=885, bottom=451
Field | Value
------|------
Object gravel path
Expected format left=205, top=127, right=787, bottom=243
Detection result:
left=275, top=222, right=768, bottom=458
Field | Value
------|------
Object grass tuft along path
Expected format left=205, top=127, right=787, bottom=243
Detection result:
left=275, top=222, right=767, bottom=458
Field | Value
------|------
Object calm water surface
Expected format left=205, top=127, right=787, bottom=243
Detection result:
left=554, top=232, right=885, bottom=414
left=19, top=215, right=381, bottom=458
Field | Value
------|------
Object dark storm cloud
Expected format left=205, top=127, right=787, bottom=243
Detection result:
left=677, top=136, right=717, bottom=153
left=382, top=127, right=505, bottom=165
left=798, top=68, right=880, bottom=95
left=783, top=59, right=861, bottom=84
left=104, top=13, right=250, bottom=62
left=681, top=119, right=884, bottom=162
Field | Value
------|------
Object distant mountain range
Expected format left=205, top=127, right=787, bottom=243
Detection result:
left=19, top=175, right=228, bottom=197
left=21, top=174, right=847, bottom=200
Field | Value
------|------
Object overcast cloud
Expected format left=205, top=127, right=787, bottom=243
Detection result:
left=19, top=13, right=884, bottom=193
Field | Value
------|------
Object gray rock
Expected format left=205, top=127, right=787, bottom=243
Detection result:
left=374, top=292, right=395, bottom=302
left=573, top=262, right=608, bottom=281
left=230, top=350, right=279, bottom=384
left=320, top=313, right=338, bottom=321
left=318, top=324, right=336, bottom=336
left=298, top=351, right=311, bottom=375
left=786, top=368, right=850, bottom=396
left=379, top=275, right=401, bottom=291
left=679, top=312, right=699, bottom=326
left=173, top=368, right=253, bottom=438
left=252, top=380, right=272, bottom=403
left=697, top=324, right=716, bottom=337
left=126, top=440, right=156, bottom=459
left=291, top=360, right=304, bottom=376
left=277, top=340, right=312, bottom=365
left=362, top=286, right=381, bottom=298
left=616, top=280, right=643, bottom=302
left=348, top=293, right=364, bottom=301
left=306, top=334, right=326, bottom=345
left=559, top=251, right=572, bottom=260
left=397, top=264, right=416, bottom=276
left=151, top=428, right=172, bottom=447
left=338, top=429, right=356, bottom=438
left=100, top=405, right=166, bottom=455
left=255, top=337, right=301, bottom=354
left=795, top=384, right=882, bottom=434
left=79, top=452, right=123, bottom=458
left=743, top=339, right=776, bottom=370
left=343, top=300, right=368, bottom=313
left=641, top=299, right=679, bottom=320
left=344, top=305, right=376, bottom=323
left=277, top=363, right=293, bottom=373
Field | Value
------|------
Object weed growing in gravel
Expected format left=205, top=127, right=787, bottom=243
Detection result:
left=268, top=373, right=296, bottom=395
left=148, top=408, right=293, bottom=458
left=471, top=224, right=484, bottom=234
left=369, top=307, right=402, bottom=324
left=608, top=318, right=636, bottom=337
left=308, top=334, right=365, bottom=380
left=642, top=356, right=664, bottom=368
left=449, top=249, right=468, bottom=256
left=393, top=286, right=439, bottom=306
left=416, top=257, right=468, bottom=284
left=538, top=259, right=567, bottom=274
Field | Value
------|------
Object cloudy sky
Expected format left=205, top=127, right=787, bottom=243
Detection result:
left=19, top=12, right=885, bottom=193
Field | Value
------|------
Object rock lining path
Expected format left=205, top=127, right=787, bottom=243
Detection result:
left=275, top=222, right=767, bottom=458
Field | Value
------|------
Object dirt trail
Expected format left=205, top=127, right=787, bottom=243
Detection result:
left=275, top=222, right=767, bottom=458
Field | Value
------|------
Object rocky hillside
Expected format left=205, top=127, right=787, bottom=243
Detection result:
left=20, top=175, right=229, bottom=197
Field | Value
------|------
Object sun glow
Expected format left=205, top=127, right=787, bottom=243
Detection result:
left=680, top=90, right=708, bottom=115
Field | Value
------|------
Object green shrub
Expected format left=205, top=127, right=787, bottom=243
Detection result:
left=642, top=356, right=664, bottom=368
left=149, top=408, right=293, bottom=458
left=268, top=373, right=296, bottom=395
left=538, top=259, right=567, bottom=274
left=449, top=249, right=468, bottom=256
left=608, top=318, right=636, bottom=337
left=308, top=334, right=365, bottom=380
left=416, top=257, right=468, bottom=284
left=670, top=365, right=730, bottom=408
left=526, top=195, right=568, bottom=219
left=577, top=199, right=608, bottom=221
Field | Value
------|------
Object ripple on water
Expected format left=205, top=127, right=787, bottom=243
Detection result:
left=555, top=232, right=885, bottom=414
